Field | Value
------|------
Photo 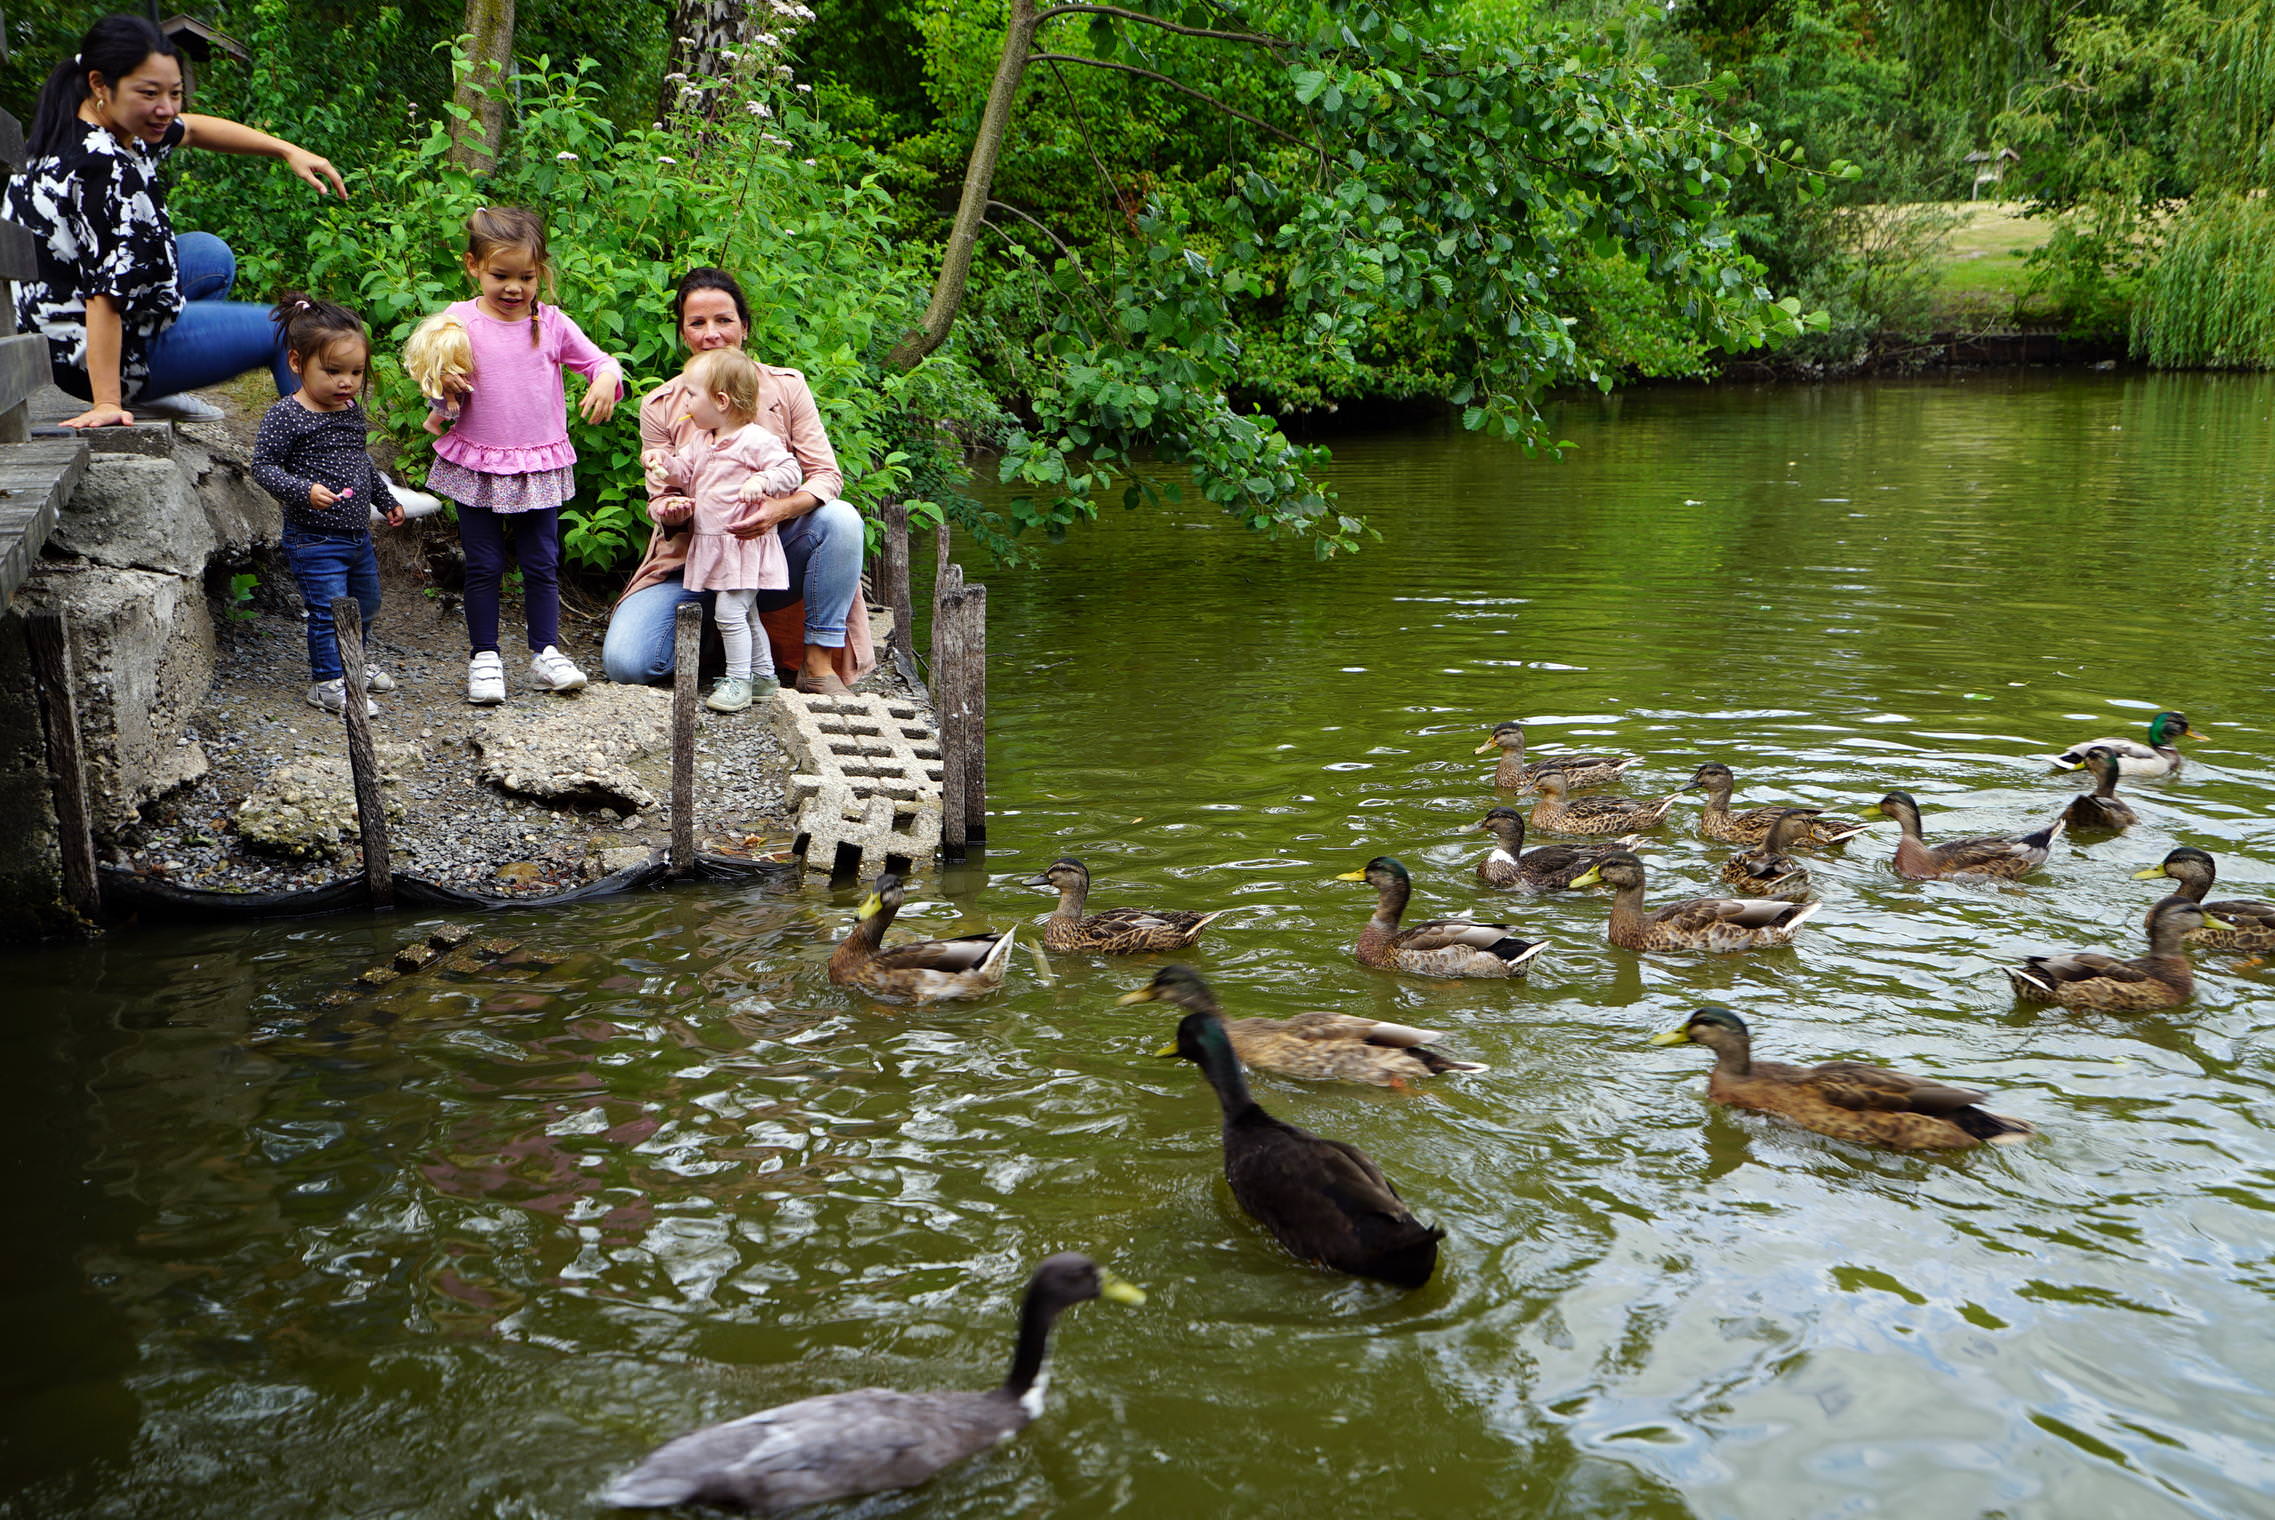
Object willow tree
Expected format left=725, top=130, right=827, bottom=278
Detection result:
left=887, top=0, right=1835, bottom=553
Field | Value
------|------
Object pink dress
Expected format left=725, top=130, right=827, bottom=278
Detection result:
left=668, top=420, right=805, bottom=593
left=428, top=299, right=621, bottom=513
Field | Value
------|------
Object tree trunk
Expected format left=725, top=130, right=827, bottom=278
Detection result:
left=450, top=0, right=517, bottom=173
left=660, top=0, right=751, bottom=125
left=887, top=0, right=1043, bottom=370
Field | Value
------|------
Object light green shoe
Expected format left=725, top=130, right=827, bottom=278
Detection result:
left=705, top=675, right=757, bottom=713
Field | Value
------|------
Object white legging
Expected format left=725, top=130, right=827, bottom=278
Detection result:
left=712, top=588, right=773, bottom=680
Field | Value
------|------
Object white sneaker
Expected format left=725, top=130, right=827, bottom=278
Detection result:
left=529, top=645, right=587, bottom=693
left=467, top=651, right=506, bottom=705
left=364, top=663, right=398, bottom=693
left=307, top=678, right=377, bottom=717
left=140, top=391, right=225, bottom=422
left=377, top=479, right=444, bottom=523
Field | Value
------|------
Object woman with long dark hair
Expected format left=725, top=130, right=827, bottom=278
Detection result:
left=5, top=13, right=347, bottom=429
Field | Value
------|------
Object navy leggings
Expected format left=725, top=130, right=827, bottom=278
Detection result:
left=458, top=505, right=561, bottom=654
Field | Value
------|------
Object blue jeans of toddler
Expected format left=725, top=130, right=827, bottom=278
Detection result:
left=283, top=524, right=382, bottom=683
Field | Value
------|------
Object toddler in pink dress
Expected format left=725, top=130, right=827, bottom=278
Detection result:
left=644, top=348, right=804, bottom=712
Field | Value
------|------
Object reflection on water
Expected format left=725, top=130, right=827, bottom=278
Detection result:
left=6, top=372, right=2275, bottom=1519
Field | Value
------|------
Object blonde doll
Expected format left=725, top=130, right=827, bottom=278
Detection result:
left=402, top=312, right=474, bottom=429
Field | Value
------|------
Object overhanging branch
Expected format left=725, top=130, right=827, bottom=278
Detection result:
left=1029, top=52, right=1320, bottom=156
left=1034, top=2, right=1289, bottom=48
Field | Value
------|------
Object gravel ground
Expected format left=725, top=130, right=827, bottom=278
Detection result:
left=116, top=383, right=911, bottom=898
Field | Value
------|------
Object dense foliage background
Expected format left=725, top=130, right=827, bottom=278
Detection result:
left=5, top=0, right=2264, bottom=571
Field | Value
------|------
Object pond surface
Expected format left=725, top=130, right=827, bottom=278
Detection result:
left=7, top=372, right=2275, bottom=1519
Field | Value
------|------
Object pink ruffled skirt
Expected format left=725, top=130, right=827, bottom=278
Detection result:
left=428, top=459, right=576, bottom=514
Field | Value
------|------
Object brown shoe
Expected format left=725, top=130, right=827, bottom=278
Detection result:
left=794, top=671, right=851, bottom=696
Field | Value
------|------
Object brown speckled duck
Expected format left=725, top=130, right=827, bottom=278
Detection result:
left=2062, top=747, right=2139, bottom=832
left=1022, top=858, right=1227, bottom=953
left=1650, top=1007, right=2036, bottom=1150
left=1118, top=965, right=1487, bottom=1087
left=1685, top=762, right=1869, bottom=847
left=1867, top=791, right=2063, bottom=880
left=2004, top=898, right=2223, bottom=1010
left=1335, top=856, right=1548, bottom=978
left=1528, top=766, right=1684, bottom=837
left=828, top=874, right=1018, bottom=1003
left=1718, top=808, right=1817, bottom=898
left=1568, top=852, right=1821, bottom=952
left=1475, top=807, right=1639, bottom=891
left=1475, top=720, right=1640, bottom=792
left=2134, top=847, right=2275, bottom=953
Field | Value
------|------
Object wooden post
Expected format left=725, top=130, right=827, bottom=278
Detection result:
left=24, top=609, right=100, bottom=922
left=671, top=600, right=701, bottom=872
left=878, top=500, right=915, bottom=683
left=961, top=582, right=987, bottom=843
left=329, top=598, right=394, bottom=907
left=933, top=563, right=967, bottom=856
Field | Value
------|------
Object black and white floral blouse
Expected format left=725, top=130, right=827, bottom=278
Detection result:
left=3, top=118, right=186, bottom=400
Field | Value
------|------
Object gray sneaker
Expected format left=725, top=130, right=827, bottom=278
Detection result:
left=307, top=678, right=377, bottom=717
left=364, top=663, right=398, bottom=693
left=704, top=675, right=758, bottom=713
left=139, top=391, right=226, bottom=422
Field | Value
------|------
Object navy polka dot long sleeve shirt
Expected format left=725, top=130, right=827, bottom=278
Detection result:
left=251, top=396, right=391, bottom=534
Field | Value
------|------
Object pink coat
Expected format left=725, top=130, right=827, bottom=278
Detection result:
left=666, top=421, right=805, bottom=593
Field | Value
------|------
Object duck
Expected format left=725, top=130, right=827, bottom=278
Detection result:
left=1475, top=719, right=1640, bottom=791
left=603, top=1253, right=1144, bottom=1511
left=1119, top=965, right=1488, bottom=1087
left=1155, top=974, right=1443, bottom=1288
left=1649, top=1006, right=2035, bottom=1150
left=2063, top=746, right=2139, bottom=831
left=1527, top=766, right=1685, bottom=837
left=1718, top=807, right=1818, bottom=897
left=1567, top=851, right=1821, bottom=952
left=827, top=873, right=1018, bottom=1002
left=1336, top=856, right=1548, bottom=977
left=1475, top=807, right=1639, bottom=891
left=1021, top=857, right=1228, bottom=953
left=2055, top=710, right=2198, bottom=777
left=1684, top=762, right=1869, bottom=847
left=2004, top=898, right=2226, bottom=1010
left=1866, top=791, right=2063, bottom=880
left=2133, top=847, right=2275, bottom=953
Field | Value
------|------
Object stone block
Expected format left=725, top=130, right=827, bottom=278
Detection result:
left=472, top=683, right=670, bottom=811
left=47, top=453, right=215, bottom=578
left=771, top=692, right=943, bottom=874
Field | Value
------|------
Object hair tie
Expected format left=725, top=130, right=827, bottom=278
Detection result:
left=295, top=299, right=312, bottom=310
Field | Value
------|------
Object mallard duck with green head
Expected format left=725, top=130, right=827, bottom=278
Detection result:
left=1475, top=807, right=1639, bottom=891
left=1157, top=973, right=1443, bottom=1288
left=1120, top=965, right=1487, bottom=1088
left=1649, top=1007, right=2035, bottom=1150
left=2004, top=898, right=2225, bottom=1010
left=1475, top=720, right=1640, bottom=792
left=2063, top=747, right=2139, bottom=831
left=1684, top=762, right=1868, bottom=847
left=1022, top=857, right=1227, bottom=953
left=2055, top=710, right=2198, bottom=777
left=2134, top=847, right=2275, bottom=953
left=1528, top=766, right=1685, bottom=837
left=604, top=1253, right=1143, bottom=1511
left=1336, top=855, right=1548, bottom=977
left=1568, top=851, right=1821, bottom=952
left=1718, top=807, right=1817, bottom=898
left=1866, top=791, right=2063, bottom=880
left=827, top=873, right=1018, bottom=1002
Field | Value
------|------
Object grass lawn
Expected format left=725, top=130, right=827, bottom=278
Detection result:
left=1921, top=200, right=2059, bottom=324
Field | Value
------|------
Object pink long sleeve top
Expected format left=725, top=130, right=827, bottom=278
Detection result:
left=431, top=299, right=622, bottom=475
left=667, top=420, right=806, bottom=593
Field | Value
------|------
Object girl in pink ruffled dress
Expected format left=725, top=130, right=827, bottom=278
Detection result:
left=643, top=347, right=805, bottom=712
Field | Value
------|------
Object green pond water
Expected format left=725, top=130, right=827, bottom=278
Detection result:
left=7, top=371, right=2275, bottom=1520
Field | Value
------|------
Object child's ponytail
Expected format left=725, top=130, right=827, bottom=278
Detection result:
left=270, top=292, right=370, bottom=373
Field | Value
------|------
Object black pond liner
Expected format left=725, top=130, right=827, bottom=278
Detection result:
left=96, top=850, right=797, bottom=923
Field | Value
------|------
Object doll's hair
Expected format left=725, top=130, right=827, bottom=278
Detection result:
left=402, top=314, right=474, bottom=398
left=464, top=205, right=553, bottom=347
left=683, top=347, right=762, bottom=428
left=268, top=293, right=369, bottom=375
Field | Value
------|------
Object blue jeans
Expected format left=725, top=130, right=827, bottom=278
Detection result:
left=137, top=232, right=296, bottom=401
left=601, top=498, right=864, bottom=684
left=283, top=524, right=381, bottom=683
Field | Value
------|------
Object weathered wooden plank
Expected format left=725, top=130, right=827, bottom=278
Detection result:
left=25, top=608, right=102, bottom=923
left=0, top=110, right=23, bottom=176
left=671, top=600, right=701, bottom=872
left=0, top=332, right=53, bottom=420
left=0, top=436, right=90, bottom=610
left=0, top=219, right=36, bottom=285
left=331, top=598, right=394, bottom=907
